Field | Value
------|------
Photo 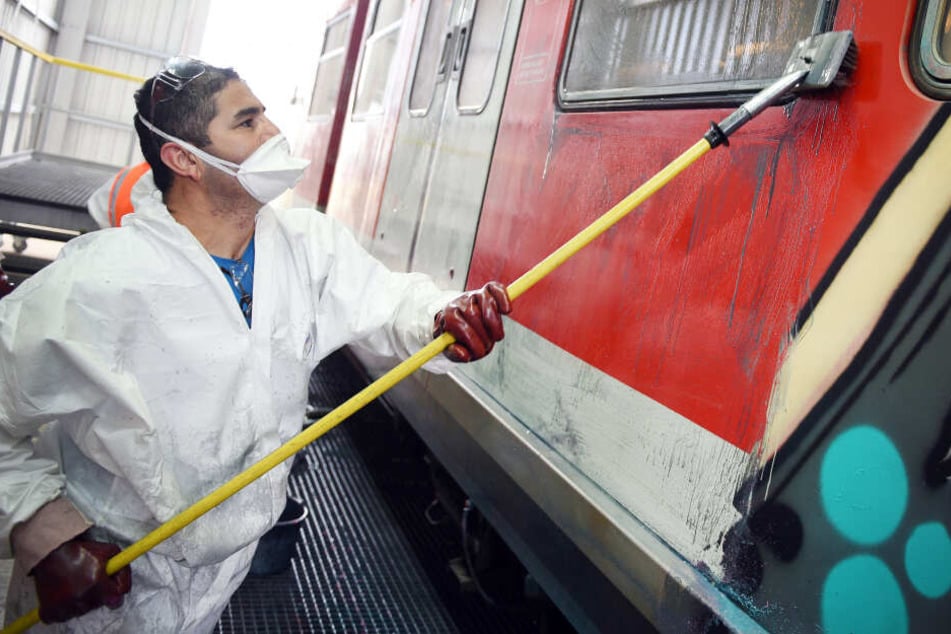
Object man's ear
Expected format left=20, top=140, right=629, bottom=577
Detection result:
left=158, top=142, right=203, bottom=182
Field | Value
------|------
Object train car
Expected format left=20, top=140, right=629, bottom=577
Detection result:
left=297, top=1, right=951, bottom=632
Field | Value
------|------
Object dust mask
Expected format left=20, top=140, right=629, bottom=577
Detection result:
left=138, top=114, right=310, bottom=203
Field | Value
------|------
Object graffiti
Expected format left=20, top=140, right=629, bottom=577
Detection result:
left=905, top=522, right=951, bottom=599
left=819, top=426, right=908, bottom=546
left=822, top=554, right=907, bottom=633
left=819, top=426, right=950, bottom=633
left=720, top=110, right=951, bottom=632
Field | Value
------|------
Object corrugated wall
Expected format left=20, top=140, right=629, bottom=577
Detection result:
left=0, top=0, right=59, bottom=156
left=1, top=0, right=210, bottom=167
left=59, top=0, right=209, bottom=166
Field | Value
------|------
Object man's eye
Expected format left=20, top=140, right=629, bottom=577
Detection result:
left=239, top=119, right=254, bottom=128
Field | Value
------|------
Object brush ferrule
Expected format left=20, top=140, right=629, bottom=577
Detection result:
left=713, top=108, right=752, bottom=143
left=744, top=70, right=809, bottom=117
left=706, top=70, right=809, bottom=148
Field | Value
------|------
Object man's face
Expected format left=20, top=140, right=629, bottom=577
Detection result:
left=204, top=79, right=280, bottom=165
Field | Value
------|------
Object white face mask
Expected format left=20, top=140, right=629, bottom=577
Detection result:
left=138, top=114, right=310, bottom=203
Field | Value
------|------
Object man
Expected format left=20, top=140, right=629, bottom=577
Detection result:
left=0, top=58, right=510, bottom=632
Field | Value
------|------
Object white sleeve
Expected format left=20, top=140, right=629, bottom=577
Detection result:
left=0, top=288, right=72, bottom=558
left=314, top=217, right=457, bottom=373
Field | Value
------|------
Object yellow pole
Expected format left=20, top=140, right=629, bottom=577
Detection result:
left=1, top=137, right=711, bottom=634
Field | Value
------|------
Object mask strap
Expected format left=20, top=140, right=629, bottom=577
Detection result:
left=137, top=114, right=241, bottom=176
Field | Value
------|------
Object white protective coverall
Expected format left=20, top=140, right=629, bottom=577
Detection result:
left=0, top=192, right=456, bottom=632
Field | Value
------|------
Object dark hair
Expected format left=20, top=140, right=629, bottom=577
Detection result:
left=133, top=62, right=240, bottom=195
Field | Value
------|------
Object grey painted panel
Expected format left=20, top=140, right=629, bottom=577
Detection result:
left=459, top=320, right=750, bottom=575
left=372, top=0, right=458, bottom=272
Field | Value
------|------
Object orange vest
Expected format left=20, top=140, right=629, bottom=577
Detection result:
left=107, top=161, right=151, bottom=227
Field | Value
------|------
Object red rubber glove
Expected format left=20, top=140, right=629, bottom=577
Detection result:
left=0, top=262, right=14, bottom=299
left=433, top=281, right=512, bottom=362
left=31, top=538, right=132, bottom=624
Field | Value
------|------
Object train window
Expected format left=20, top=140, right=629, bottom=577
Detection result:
left=353, top=0, right=406, bottom=118
left=409, top=0, right=454, bottom=115
left=308, top=12, right=353, bottom=118
left=456, top=0, right=511, bottom=114
left=910, top=0, right=951, bottom=99
left=324, top=14, right=351, bottom=51
left=560, top=0, right=828, bottom=108
left=374, top=0, right=405, bottom=30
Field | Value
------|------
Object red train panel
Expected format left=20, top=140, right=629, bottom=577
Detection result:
left=468, top=0, right=940, bottom=452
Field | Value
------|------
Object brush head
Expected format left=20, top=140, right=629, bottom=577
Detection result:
left=785, top=30, right=858, bottom=90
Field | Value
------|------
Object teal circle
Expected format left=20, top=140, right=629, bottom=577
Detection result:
left=905, top=522, right=951, bottom=598
left=820, top=425, right=908, bottom=545
left=822, top=555, right=908, bottom=634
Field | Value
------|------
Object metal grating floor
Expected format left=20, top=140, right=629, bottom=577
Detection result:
left=216, top=427, right=458, bottom=633
left=0, top=153, right=115, bottom=208
left=216, top=351, right=552, bottom=634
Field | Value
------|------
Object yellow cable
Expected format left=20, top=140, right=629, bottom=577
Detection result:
left=1, top=137, right=712, bottom=634
left=0, top=29, right=144, bottom=83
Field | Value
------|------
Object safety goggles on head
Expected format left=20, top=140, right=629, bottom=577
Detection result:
left=150, top=57, right=206, bottom=119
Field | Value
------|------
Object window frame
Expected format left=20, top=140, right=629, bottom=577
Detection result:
left=307, top=9, right=355, bottom=120
left=557, top=0, right=836, bottom=111
left=453, top=0, right=513, bottom=116
left=351, top=0, right=406, bottom=120
left=407, top=0, right=454, bottom=118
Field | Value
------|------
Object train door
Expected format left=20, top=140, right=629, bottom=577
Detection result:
left=371, top=0, right=522, bottom=290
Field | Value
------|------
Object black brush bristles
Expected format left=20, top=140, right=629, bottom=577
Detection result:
left=833, top=37, right=859, bottom=88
